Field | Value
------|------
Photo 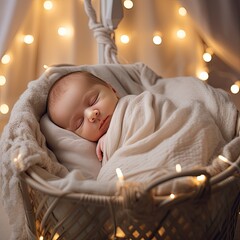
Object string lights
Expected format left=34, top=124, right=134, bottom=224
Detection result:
left=178, top=7, right=187, bottom=16
left=23, top=35, right=34, bottom=45
left=43, top=0, right=53, bottom=10
left=153, top=34, right=162, bottom=45
left=0, top=104, right=9, bottom=114
left=0, top=76, right=6, bottom=86
left=116, top=167, right=124, bottom=185
left=202, top=48, right=213, bottom=63
left=123, top=0, right=134, bottom=9
left=197, top=70, right=209, bottom=81
left=58, top=27, right=68, bottom=36
left=230, top=81, right=240, bottom=94
left=1, top=54, right=11, bottom=64
left=120, top=34, right=130, bottom=44
left=176, top=29, right=186, bottom=39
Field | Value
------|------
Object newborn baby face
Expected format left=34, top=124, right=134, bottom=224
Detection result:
left=52, top=73, right=119, bottom=141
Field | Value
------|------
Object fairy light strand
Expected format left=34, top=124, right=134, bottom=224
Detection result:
left=218, top=155, right=240, bottom=172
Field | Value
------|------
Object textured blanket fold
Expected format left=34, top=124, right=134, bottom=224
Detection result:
left=97, top=91, right=230, bottom=184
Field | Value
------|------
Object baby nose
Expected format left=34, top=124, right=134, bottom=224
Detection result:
left=88, top=109, right=99, bottom=122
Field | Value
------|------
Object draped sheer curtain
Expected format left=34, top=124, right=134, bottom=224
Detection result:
left=0, top=0, right=239, bottom=133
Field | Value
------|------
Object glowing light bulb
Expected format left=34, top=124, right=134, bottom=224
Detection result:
left=0, top=104, right=9, bottom=114
left=170, top=193, right=175, bottom=199
left=123, top=0, right=133, bottom=9
left=196, top=174, right=206, bottom=182
left=153, top=35, right=162, bottom=45
left=218, top=155, right=229, bottom=163
left=53, top=233, right=60, bottom=240
left=175, top=164, right=182, bottom=173
left=23, top=35, right=34, bottom=44
left=176, top=29, right=186, bottom=39
left=116, top=168, right=124, bottom=182
left=0, top=75, right=6, bottom=86
left=120, top=35, right=130, bottom=44
left=43, top=0, right=53, bottom=10
left=1, top=54, right=11, bottom=64
left=58, top=27, right=68, bottom=36
left=178, top=7, right=187, bottom=16
left=198, top=71, right=209, bottom=81
left=230, top=84, right=240, bottom=94
left=203, top=52, right=212, bottom=62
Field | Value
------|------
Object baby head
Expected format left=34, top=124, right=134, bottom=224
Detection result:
left=47, top=71, right=119, bottom=142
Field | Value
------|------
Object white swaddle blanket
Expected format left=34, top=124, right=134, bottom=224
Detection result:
left=97, top=91, right=226, bottom=183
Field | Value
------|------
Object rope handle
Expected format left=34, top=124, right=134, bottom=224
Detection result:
left=83, top=0, right=123, bottom=64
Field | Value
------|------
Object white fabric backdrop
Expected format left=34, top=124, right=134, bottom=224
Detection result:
left=180, top=0, right=240, bottom=72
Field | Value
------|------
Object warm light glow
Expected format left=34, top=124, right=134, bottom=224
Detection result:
left=218, top=155, right=229, bottom=163
left=175, top=164, right=182, bottom=173
left=0, top=104, right=9, bottom=114
left=230, top=81, right=240, bottom=94
left=231, top=84, right=239, bottom=94
left=123, top=0, right=133, bottom=9
left=218, top=155, right=240, bottom=172
left=39, top=236, right=44, bottom=240
left=176, top=29, right=186, bottom=39
left=43, top=64, right=49, bottom=69
left=116, top=168, right=124, bottom=182
left=203, top=52, right=212, bottom=62
left=43, top=0, right=53, bottom=10
left=53, top=233, right=60, bottom=240
left=198, top=71, right=209, bottom=81
left=196, top=174, right=206, bottom=182
left=178, top=7, right=187, bottom=16
left=13, top=154, right=21, bottom=163
left=58, top=27, right=71, bottom=36
left=153, top=35, right=162, bottom=45
left=170, top=193, right=175, bottom=199
left=1, top=54, right=11, bottom=64
left=116, top=227, right=125, bottom=238
left=0, top=75, right=6, bottom=86
left=23, top=35, right=34, bottom=44
left=120, top=34, right=130, bottom=44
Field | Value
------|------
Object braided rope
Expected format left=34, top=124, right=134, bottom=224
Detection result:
left=84, top=0, right=119, bottom=64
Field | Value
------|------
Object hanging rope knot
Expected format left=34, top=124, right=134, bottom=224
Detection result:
left=84, top=0, right=119, bottom=63
left=118, top=182, right=155, bottom=218
left=92, top=25, right=118, bottom=62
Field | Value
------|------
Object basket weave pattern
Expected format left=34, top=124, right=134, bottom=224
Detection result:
left=20, top=168, right=240, bottom=240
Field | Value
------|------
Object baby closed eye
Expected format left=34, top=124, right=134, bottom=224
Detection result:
left=90, top=94, right=99, bottom=106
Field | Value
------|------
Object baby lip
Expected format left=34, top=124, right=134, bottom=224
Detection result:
left=99, top=116, right=109, bottom=130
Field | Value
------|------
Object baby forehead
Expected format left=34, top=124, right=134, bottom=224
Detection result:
left=59, top=71, right=105, bottom=87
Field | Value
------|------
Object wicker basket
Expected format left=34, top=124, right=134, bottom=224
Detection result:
left=19, top=160, right=240, bottom=240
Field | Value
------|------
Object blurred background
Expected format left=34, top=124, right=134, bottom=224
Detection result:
left=0, top=0, right=239, bottom=134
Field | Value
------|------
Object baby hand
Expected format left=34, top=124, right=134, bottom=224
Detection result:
left=96, top=134, right=105, bottom=161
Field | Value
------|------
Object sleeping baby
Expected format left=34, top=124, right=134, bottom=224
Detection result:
left=47, top=70, right=236, bottom=184
left=47, top=71, right=119, bottom=161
